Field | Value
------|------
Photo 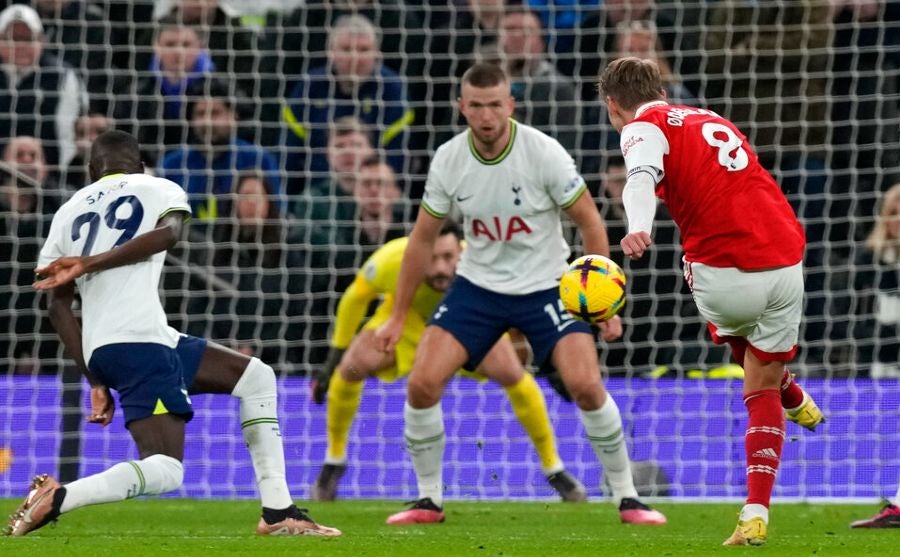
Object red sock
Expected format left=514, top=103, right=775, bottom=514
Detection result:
left=744, top=389, right=784, bottom=508
left=780, top=369, right=805, bottom=409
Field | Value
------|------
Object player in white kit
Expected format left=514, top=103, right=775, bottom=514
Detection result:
left=3, top=131, right=340, bottom=537
left=375, top=63, right=666, bottom=525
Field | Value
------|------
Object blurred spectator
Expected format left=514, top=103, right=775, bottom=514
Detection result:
left=114, top=14, right=216, bottom=166
left=0, top=4, right=87, bottom=168
left=2, top=135, right=64, bottom=213
left=279, top=14, right=413, bottom=194
left=525, top=0, right=599, bottom=56
left=838, top=183, right=900, bottom=377
left=149, top=0, right=263, bottom=98
left=573, top=0, right=675, bottom=100
left=426, top=0, right=507, bottom=145
left=292, top=115, right=375, bottom=220
left=31, top=0, right=111, bottom=96
left=352, top=157, right=404, bottom=247
left=0, top=136, right=59, bottom=373
left=831, top=0, right=900, bottom=227
left=613, top=20, right=697, bottom=106
left=90, top=0, right=155, bottom=71
left=158, top=78, right=281, bottom=222
left=270, top=0, right=425, bottom=89
left=498, top=6, right=579, bottom=151
left=301, top=156, right=406, bottom=297
left=183, top=171, right=317, bottom=365
left=60, top=112, right=112, bottom=190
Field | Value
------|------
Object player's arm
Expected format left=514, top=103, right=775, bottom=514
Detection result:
left=46, top=281, right=114, bottom=425
left=34, top=211, right=188, bottom=290
left=565, top=190, right=611, bottom=258
left=619, top=122, right=667, bottom=261
left=374, top=208, right=444, bottom=352
left=311, top=273, right=381, bottom=404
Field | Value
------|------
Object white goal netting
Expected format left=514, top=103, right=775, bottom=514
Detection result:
left=1, top=0, right=899, bottom=501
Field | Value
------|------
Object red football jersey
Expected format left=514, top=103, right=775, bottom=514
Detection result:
left=622, top=102, right=805, bottom=270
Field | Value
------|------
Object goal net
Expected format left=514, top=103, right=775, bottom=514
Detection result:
left=1, top=0, right=899, bottom=501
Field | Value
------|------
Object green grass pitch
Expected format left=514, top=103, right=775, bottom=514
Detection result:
left=0, top=499, right=895, bottom=556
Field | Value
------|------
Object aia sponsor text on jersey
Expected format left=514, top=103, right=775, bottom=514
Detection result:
left=472, top=216, right=532, bottom=241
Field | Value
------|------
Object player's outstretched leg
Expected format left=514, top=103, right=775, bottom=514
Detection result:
left=232, top=358, right=341, bottom=536
left=727, top=338, right=824, bottom=432
left=3, top=448, right=185, bottom=536
left=780, top=370, right=824, bottom=431
left=3, top=474, right=63, bottom=536
left=312, top=371, right=361, bottom=501
left=851, top=502, right=900, bottom=528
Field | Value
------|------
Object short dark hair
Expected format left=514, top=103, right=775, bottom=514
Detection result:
left=329, top=116, right=371, bottom=141
left=186, top=77, right=236, bottom=118
left=89, top=130, right=143, bottom=181
left=360, top=155, right=387, bottom=170
left=597, top=57, right=665, bottom=111
left=439, top=220, right=463, bottom=241
left=462, top=62, right=509, bottom=89
left=154, top=14, right=206, bottom=44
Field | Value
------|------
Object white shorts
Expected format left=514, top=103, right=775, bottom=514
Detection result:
left=684, top=259, right=803, bottom=359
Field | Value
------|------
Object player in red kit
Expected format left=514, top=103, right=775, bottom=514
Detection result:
left=598, top=57, right=825, bottom=546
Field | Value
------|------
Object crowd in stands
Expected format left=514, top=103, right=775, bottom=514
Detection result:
left=1, top=0, right=898, bottom=378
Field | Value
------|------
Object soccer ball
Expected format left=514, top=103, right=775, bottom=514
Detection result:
left=559, top=255, right=627, bottom=324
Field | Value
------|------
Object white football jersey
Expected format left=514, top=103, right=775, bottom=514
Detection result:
left=38, top=173, right=191, bottom=364
left=422, top=121, right=586, bottom=294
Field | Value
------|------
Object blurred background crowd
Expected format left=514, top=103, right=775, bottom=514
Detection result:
left=1, top=0, right=898, bottom=378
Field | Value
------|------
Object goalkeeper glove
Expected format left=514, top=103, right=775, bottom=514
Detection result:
left=310, top=347, right=345, bottom=405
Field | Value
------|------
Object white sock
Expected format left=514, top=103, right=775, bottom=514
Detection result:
left=232, top=357, right=293, bottom=510
left=580, top=394, right=638, bottom=504
left=404, top=402, right=445, bottom=507
left=740, top=503, right=769, bottom=523
left=60, top=454, right=183, bottom=513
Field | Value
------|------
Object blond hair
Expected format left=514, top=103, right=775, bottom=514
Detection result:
left=597, top=56, right=665, bottom=111
left=866, top=183, right=900, bottom=262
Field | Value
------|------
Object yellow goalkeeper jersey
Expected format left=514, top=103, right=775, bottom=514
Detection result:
left=330, top=237, right=445, bottom=350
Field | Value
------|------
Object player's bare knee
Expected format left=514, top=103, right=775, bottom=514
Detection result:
left=232, top=357, right=277, bottom=400
left=565, top=376, right=605, bottom=410
left=407, top=373, right=443, bottom=408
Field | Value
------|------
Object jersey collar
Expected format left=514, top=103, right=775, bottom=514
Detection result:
left=468, top=119, right=517, bottom=165
left=98, top=173, right=126, bottom=181
left=635, top=100, right=668, bottom=118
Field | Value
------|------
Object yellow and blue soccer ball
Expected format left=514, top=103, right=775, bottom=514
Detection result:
left=559, top=255, right=626, bottom=324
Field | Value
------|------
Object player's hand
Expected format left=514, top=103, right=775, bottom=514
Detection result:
left=374, top=315, right=404, bottom=354
left=88, top=385, right=114, bottom=426
left=33, top=256, right=92, bottom=290
left=598, top=315, right=623, bottom=342
left=310, top=347, right=345, bottom=405
left=620, top=232, right=652, bottom=261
